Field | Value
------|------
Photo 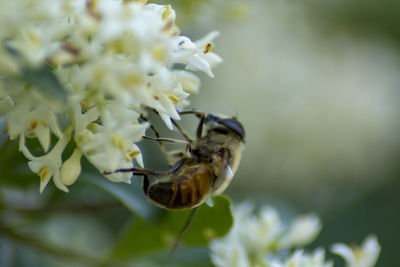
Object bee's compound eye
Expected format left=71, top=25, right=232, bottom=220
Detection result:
left=219, top=119, right=245, bottom=140
left=206, top=114, right=245, bottom=141
left=213, top=127, right=229, bottom=135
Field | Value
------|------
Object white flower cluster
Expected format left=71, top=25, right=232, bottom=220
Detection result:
left=210, top=204, right=381, bottom=267
left=0, top=0, right=222, bottom=192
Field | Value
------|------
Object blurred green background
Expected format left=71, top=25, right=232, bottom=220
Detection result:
left=1, top=0, right=400, bottom=266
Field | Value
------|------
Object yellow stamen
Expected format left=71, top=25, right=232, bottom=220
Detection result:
left=204, top=43, right=212, bottom=54
left=166, top=92, right=179, bottom=104
left=162, top=5, right=171, bottom=20
left=29, top=120, right=38, bottom=130
left=87, top=123, right=101, bottom=133
left=108, top=39, right=124, bottom=53
left=38, top=166, right=50, bottom=181
left=125, top=150, right=140, bottom=162
left=111, top=135, right=126, bottom=151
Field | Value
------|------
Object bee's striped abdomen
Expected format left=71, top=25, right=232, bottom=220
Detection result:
left=146, top=163, right=213, bottom=210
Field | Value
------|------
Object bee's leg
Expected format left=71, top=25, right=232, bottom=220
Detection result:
left=142, top=159, right=185, bottom=194
left=167, top=150, right=186, bottom=160
left=149, top=108, right=194, bottom=143
left=179, top=110, right=206, bottom=117
left=103, top=167, right=169, bottom=176
left=140, top=114, right=170, bottom=157
left=178, top=110, right=206, bottom=138
left=171, top=119, right=193, bottom=143
left=168, top=158, right=186, bottom=173
left=103, top=159, right=184, bottom=176
left=167, top=207, right=199, bottom=262
left=195, top=113, right=206, bottom=138
left=142, top=135, right=189, bottom=163
left=142, top=136, right=190, bottom=145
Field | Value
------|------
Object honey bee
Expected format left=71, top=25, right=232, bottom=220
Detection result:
left=104, top=110, right=245, bottom=210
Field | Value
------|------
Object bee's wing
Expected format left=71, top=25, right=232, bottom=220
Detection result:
left=225, top=163, right=234, bottom=179
left=205, top=195, right=215, bottom=207
left=211, top=160, right=234, bottom=195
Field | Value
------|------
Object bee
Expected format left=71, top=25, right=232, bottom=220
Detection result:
left=104, top=111, right=245, bottom=258
left=104, top=111, right=245, bottom=210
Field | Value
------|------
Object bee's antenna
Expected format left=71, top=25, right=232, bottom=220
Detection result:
left=165, top=207, right=199, bottom=265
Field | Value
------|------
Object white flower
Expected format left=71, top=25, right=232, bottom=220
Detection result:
left=210, top=204, right=382, bottom=267
left=0, top=0, right=73, bottom=73
left=0, top=0, right=221, bottom=192
left=19, top=126, right=72, bottom=193
left=172, top=31, right=223, bottom=77
left=77, top=101, right=147, bottom=183
left=279, top=214, right=322, bottom=249
left=210, top=204, right=252, bottom=267
left=177, top=70, right=201, bottom=95
left=243, top=206, right=284, bottom=254
left=210, top=236, right=250, bottom=267
left=210, top=204, right=324, bottom=267
left=269, top=249, right=333, bottom=267
left=2, top=92, right=63, bottom=151
left=331, top=235, right=381, bottom=267
left=210, top=204, right=381, bottom=267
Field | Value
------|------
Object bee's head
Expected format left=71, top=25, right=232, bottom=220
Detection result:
left=205, top=114, right=245, bottom=142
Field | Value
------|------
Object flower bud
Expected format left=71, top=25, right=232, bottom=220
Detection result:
left=61, top=148, right=83, bottom=186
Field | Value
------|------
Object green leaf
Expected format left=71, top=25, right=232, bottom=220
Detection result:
left=180, top=195, right=233, bottom=245
left=81, top=173, right=159, bottom=221
left=111, top=216, right=168, bottom=260
left=110, top=195, right=233, bottom=260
